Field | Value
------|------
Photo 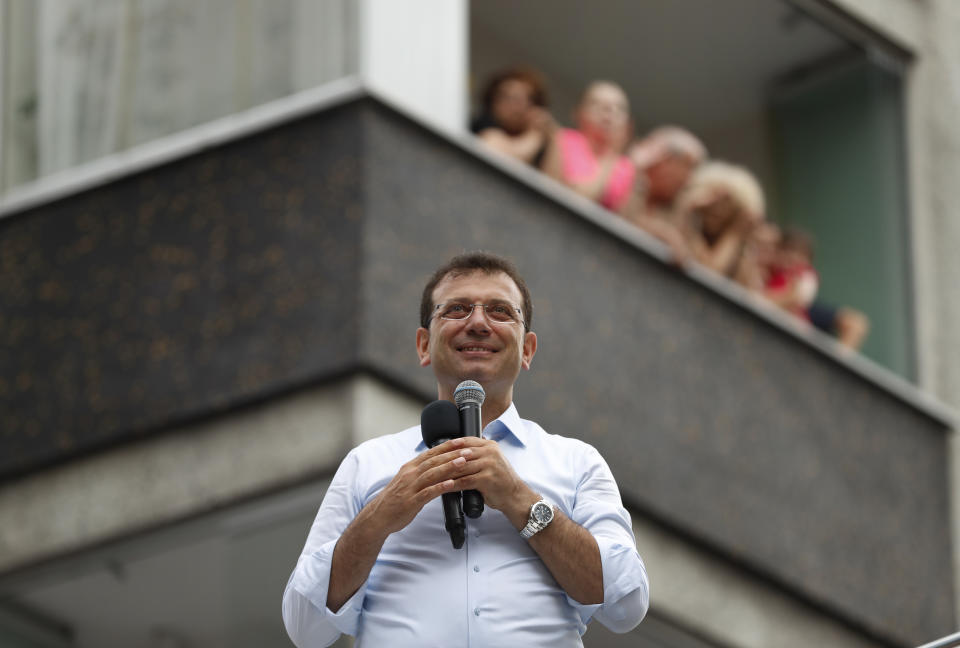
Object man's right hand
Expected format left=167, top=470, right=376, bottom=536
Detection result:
left=366, top=437, right=472, bottom=536
left=326, top=438, right=471, bottom=612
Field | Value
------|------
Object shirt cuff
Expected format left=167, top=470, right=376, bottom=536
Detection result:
left=580, top=534, right=649, bottom=632
left=291, top=538, right=367, bottom=636
left=599, top=534, right=648, bottom=603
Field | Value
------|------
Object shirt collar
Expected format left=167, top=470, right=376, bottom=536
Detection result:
left=415, top=401, right=527, bottom=451
left=483, top=402, right=527, bottom=446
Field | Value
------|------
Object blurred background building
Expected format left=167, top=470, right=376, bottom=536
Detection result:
left=0, top=0, right=958, bottom=646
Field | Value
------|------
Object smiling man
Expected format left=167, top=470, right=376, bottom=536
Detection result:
left=282, top=252, right=648, bottom=647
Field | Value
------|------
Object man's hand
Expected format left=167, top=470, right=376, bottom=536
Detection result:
left=369, top=438, right=475, bottom=534
left=446, top=436, right=604, bottom=604
left=441, top=437, right=538, bottom=528
left=327, top=438, right=474, bottom=612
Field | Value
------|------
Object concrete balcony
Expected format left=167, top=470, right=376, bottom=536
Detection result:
left=0, top=79, right=953, bottom=647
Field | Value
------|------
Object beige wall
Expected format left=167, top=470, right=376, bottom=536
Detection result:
left=912, top=0, right=960, bottom=409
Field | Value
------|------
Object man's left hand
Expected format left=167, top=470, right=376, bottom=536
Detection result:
left=446, top=437, right=538, bottom=528
left=446, top=438, right=606, bottom=605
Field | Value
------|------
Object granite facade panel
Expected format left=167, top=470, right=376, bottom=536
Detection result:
left=0, top=104, right=365, bottom=478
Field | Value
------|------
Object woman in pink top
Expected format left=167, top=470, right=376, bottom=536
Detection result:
left=542, top=81, right=636, bottom=214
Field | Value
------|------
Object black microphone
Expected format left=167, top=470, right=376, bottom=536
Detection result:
left=454, top=380, right=485, bottom=519
left=421, top=399, right=466, bottom=549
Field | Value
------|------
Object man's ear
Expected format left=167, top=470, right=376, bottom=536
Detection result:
left=416, top=327, right=431, bottom=367
left=521, top=331, right=537, bottom=370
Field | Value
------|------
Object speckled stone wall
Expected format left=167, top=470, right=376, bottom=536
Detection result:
left=0, top=103, right=365, bottom=477
left=0, top=97, right=951, bottom=646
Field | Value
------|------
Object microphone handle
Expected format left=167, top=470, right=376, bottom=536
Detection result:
left=430, top=434, right=466, bottom=549
left=459, top=402, right=485, bottom=519
left=442, top=491, right=466, bottom=549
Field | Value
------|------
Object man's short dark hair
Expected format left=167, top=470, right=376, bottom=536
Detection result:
left=420, top=252, right=533, bottom=332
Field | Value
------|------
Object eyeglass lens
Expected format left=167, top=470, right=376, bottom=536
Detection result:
left=436, top=302, right=521, bottom=324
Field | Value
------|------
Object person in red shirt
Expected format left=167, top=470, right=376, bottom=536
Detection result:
left=742, top=225, right=870, bottom=351
left=765, top=228, right=819, bottom=319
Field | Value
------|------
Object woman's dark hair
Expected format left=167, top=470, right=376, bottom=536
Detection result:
left=480, top=67, right=548, bottom=112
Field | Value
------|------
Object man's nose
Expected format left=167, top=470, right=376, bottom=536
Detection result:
left=465, top=305, right=492, bottom=333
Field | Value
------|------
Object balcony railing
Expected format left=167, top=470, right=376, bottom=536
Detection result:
left=918, top=632, right=960, bottom=648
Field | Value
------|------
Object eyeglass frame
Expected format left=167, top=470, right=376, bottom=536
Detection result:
left=429, top=301, right=525, bottom=327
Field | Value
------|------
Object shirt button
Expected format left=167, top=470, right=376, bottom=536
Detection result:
left=474, top=607, right=480, bottom=616
left=473, top=565, right=480, bottom=572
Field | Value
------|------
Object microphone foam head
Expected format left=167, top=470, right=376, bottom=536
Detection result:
left=454, top=380, right=485, bottom=407
left=421, top=399, right=461, bottom=446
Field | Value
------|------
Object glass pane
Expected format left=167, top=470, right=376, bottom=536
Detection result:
left=1, top=0, right=355, bottom=195
left=771, top=55, right=914, bottom=377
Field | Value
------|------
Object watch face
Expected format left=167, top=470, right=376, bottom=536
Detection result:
left=532, top=502, right=552, bottom=524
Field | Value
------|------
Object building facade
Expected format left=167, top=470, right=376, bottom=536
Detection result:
left=1, top=2, right=957, bottom=647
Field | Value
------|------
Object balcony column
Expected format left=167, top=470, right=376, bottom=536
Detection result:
left=358, top=0, right=468, bottom=134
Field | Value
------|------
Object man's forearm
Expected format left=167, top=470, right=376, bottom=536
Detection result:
left=325, top=438, right=470, bottom=612
left=504, top=490, right=604, bottom=605
left=530, top=510, right=604, bottom=604
left=446, top=438, right=605, bottom=605
left=326, top=502, right=390, bottom=612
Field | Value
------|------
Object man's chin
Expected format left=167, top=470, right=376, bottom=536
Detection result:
left=453, top=352, right=498, bottom=368
left=450, top=362, right=500, bottom=385
left=454, top=365, right=494, bottom=383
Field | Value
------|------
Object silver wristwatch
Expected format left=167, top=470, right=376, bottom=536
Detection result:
left=520, top=498, right=555, bottom=539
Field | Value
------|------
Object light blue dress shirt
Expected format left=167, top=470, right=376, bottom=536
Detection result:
left=282, top=403, right=649, bottom=647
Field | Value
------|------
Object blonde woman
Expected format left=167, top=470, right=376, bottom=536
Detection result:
left=675, top=161, right=766, bottom=276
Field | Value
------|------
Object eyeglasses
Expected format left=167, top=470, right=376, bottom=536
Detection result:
left=432, top=301, right=524, bottom=326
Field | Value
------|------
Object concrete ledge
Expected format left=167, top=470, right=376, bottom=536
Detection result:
left=0, top=374, right=421, bottom=575
left=636, top=515, right=886, bottom=648
left=0, top=440, right=895, bottom=648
